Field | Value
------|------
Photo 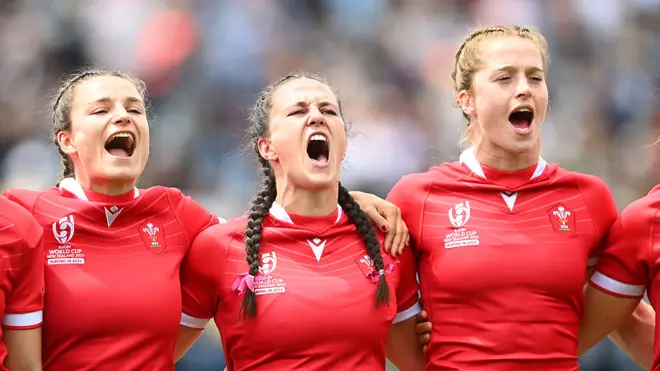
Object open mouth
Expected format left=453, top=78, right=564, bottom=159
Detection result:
left=306, top=133, right=330, bottom=165
left=509, top=107, right=534, bottom=132
left=104, top=132, right=136, bottom=158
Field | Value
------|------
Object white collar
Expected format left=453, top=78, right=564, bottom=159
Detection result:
left=269, top=202, right=343, bottom=224
left=459, top=147, right=547, bottom=180
left=58, top=177, right=140, bottom=201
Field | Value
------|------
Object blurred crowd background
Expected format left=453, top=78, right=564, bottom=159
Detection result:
left=1, top=0, right=659, bottom=370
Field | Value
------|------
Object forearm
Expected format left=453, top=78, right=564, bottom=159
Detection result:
left=385, top=317, right=426, bottom=371
left=608, top=301, right=654, bottom=370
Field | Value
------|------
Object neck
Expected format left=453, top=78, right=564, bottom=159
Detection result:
left=472, top=140, right=540, bottom=171
left=275, top=180, right=338, bottom=217
left=73, top=171, right=136, bottom=196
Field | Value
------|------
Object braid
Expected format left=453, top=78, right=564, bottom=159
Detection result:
left=241, top=160, right=277, bottom=319
left=337, top=183, right=390, bottom=306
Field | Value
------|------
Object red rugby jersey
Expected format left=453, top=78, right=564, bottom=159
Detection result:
left=0, top=196, right=44, bottom=370
left=3, top=178, right=217, bottom=371
left=589, top=185, right=660, bottom=370
left=180, top=202, right=421, bottom=371
left=387, top=148, right=617, bottom=371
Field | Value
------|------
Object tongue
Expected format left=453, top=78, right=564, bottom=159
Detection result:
left=108, top=148, right=130, bottom=157
left=510, top=118, right=529, bottom=129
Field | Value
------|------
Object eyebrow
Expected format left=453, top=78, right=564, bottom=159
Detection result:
left=288, top=100, right=338, bottom=109
left=89, top=96, right=144, bottom=105
left=494, top=65, right=544, bottom=74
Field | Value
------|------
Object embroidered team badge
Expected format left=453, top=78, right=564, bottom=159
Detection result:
left=139, top=221, right=166, bottom=254
left=548, top=204, right=575, bottom=236
left=355, top=254, right=397, bottom=283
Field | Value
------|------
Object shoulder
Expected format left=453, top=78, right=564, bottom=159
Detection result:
left=618, top=188, right=660, bottom=234
left=2, top=188, right=53, bottom=211
left=560, top=169, right=612, bottom=196
left=0, top=197, right=42, bottom=248
left=192, top=217, right=246, bottom=252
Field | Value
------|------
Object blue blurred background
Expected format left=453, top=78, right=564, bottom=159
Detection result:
left=1, top=0, right=659, bottom=370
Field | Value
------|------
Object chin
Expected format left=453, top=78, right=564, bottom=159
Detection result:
left=101, top=166, right=142, bottom=183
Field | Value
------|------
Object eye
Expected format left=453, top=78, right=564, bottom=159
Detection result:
left=323, top=109, right=337, bottom=116
left=92, top=109, right=108, bottom=115
left=288, top=109, right=305, bottom=117
left=529, top=76, right=543, bottom=82
left=128, top=108, right=143, bottom=114
left=496, top=75, right=511, bottom=82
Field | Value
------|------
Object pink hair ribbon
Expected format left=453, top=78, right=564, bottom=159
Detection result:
left=232, top=273, right=266, bottom=294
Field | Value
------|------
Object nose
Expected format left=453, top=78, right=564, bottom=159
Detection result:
left=112, top=107, right=132, bottom=126
left=515, top=77, right=532, bottom=99
left=306, top=105, right=325, bottom=126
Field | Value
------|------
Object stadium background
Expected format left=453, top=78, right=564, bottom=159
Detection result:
left=0, top=0, right=658, bottom=370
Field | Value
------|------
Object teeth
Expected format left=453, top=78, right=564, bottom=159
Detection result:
left=516, top=108, right=532, bottom=113
left=109, top=132, right=135, bottom=148
left=310, top=134, right=326, bottom=142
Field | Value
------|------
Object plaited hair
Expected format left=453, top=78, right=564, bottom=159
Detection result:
left=241, top=72, right=389, bottom=318
left=452, top=25, right=549, bottom=148
left=51, top=67, right=147, bottom=179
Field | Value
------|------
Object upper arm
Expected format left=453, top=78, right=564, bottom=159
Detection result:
left=180, top=224, right=234, bottom=329
left=580, top=201, right=652, bottom=354
left=387, top=175, right=429, bottom=245
left=589, top=203, right=651, bottom=298
left=392, top=245, right=421, bottom=324
left=3, top=327, right=41, bottom=371
left=2, top=205, right=44, bottom=330
left=385, top=316, right=426, bottom=371
left=579, top=175, right=618, bottom=269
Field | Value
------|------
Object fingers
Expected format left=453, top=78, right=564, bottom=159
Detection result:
left=390, top=211, right=408, bottom=256
left=418, top=333, right=431, bottom=346
left=416, top=310, right=428, bottom=322
left=416, top=321, right=432, bottom=335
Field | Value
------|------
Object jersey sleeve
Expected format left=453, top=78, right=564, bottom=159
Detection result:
left=166, top=188, right=220, bottom=248
left=0, top=200, right=44, bottom=329
left=589, top=199, right=651, bottom=298
left=386, top=174, right=431, bottom=247
left=180, top=222, right=238, bottom=329
left=392, top=245, right=421, bottom=324
left=579, top=174, right=619, bottom=268
left=2, top=189, right=40, bottom=214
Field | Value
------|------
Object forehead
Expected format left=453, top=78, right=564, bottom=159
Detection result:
left=478, top=36, right=543, bottom=70
left=271, top=78, right=338, bottom=109
left=73, top=75, right=142, bottom=105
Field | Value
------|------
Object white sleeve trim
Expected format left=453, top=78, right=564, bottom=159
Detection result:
left=393, top=301, right=422, bottom=324
left=590, top=271, right=645, bottom=297
left=3, top=310, right=43, bottom=327
left=181, top=313, right=210, bottom=329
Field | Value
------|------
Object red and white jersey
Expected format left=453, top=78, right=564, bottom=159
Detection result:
left=180, top=202, right=421, bottom=371
left=589, top=185, right=660, bottom=370
left=387, top=148, right=618, bottom=371
left=0, top=196, right=44, bottom=370
left=3, top=178, right=218, bottom=371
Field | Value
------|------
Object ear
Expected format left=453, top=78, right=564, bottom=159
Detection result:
left=56, top=131, right=77, bottom=156
left=457, top=90, right=475, bottom=118
left=257, top=137, right=278, bottom=161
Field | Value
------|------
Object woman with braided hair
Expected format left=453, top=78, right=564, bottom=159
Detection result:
left=2, top=67, right=412, bottom=370
left=389, top=24, right=656, bottom=370
left=177, top=72, right=426, bottom=371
